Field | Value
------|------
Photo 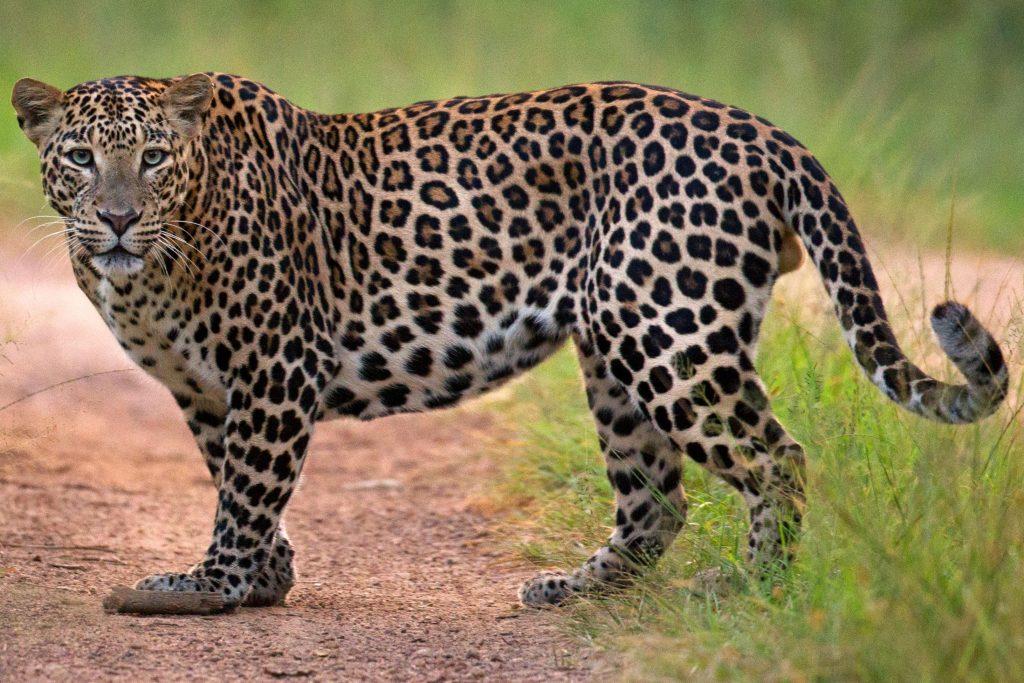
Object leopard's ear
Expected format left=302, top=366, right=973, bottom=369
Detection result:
left=162, top=73, right=214, bottom=138
left=11, top=78, right=64, bottom=147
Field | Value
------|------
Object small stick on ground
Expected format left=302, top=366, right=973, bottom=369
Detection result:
left=47, top=562, right=87, bottom=571
left=2, top=543, right=117, bottom=552
left=102, top=586, right=229, bottom=616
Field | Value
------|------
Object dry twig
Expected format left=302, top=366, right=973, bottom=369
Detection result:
left=102, top=585, right=229, bottom=616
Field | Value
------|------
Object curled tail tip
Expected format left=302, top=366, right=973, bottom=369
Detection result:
left=930, top=300, right=992, bottom=359
left=930, top=299, right=968, bottom=327
left=930, top=301, right=974, bottom=352
left=929, top=300, right=966, bottom=323
left=929, top=299, right=1009, bottom=418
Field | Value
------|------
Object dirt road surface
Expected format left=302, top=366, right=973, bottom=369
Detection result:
left=2, top=241, right=1021, bottom=681
left=0, top=252, right=602, bottom=680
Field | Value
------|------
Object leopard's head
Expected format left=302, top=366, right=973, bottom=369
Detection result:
left=11, top=74, right=213, bottom=277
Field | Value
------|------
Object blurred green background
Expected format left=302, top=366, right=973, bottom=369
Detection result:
left=1, top=0, right=1022, bottom=248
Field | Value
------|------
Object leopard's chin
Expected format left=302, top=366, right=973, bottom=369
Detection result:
left=91, top=245, right=146, bottom=277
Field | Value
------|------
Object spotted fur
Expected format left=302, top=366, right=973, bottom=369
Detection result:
left=12, top=73, right=1008, bottom=609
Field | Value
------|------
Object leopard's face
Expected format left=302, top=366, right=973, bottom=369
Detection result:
left=12, top=74, right=212, bottom=277
left=36, top=100, right=189, bottom=277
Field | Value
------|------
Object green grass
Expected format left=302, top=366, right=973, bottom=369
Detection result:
left=486, top=284, right=1024, bottom=681
left=1, top=1, right=1023, bottom=250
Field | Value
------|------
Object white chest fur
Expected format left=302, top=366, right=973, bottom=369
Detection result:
left=92, top=277, right=221, bottom=400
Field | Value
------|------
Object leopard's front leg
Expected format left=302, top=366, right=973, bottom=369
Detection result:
left=171, top=395, right=297, bottom=606
left=136, top=378, right=318, bottom=608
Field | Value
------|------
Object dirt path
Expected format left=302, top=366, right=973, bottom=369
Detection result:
left=0, top=253, right=601, bottom=680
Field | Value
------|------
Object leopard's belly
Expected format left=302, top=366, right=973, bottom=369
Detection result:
left=320, top=304, right=569, bottom=420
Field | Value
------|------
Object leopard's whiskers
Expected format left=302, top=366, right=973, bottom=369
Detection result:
left=152, top=239, right=177, bottom=273
left=19, top=226, right=75, bottom=268
left=160, top=226, right=209, bottom=263
left=165, top=219, right=225, bottom=247
left=167, top=239, right=201, bottom=275
left=155, top=239, right=189, bottom=275
left=22, top=226, right=73, bottom=254
left=156, top=235, right=198, bottom=276
left=13, top=214, right=64, bottom=231
left=38, top=239, right=70, bottom=263
left=155, top=237, right=189, bottom=275
left=150, top=242, right=172, bottom=278
left=41, top=236, right=80, bottom=271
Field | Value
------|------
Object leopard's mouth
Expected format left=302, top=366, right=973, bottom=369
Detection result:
left=92, top=245, right=145, bottom=276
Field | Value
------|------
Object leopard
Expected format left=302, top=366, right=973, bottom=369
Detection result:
left=11, top=72, right=1008, bottom=610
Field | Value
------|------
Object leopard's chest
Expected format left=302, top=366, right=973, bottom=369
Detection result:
left=92, top=278, right=222, bottom=399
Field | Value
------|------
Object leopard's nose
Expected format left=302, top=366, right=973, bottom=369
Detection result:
left=97, top=209, right=141, bottom=237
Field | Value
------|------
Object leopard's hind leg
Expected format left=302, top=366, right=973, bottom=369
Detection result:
left=520, top=299, right=806, bottom=606
left=519, top=338, right=688, bottom=606
left=659, top=360, right=807, bottom=569
left=619, top=334, right=807, bottom=572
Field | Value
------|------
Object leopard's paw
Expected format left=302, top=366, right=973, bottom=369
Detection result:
left=134, top=571, right=212, bottom=593
left=519, top=570, right=580, bottom=607
left=242, top=572, right=294, bottom=607
left=133, top=571, right=246, bottom=607
left=242, top=537, right=296, bottom=607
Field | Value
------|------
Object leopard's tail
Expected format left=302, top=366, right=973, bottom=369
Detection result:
left=781, top=152, right=1007, bottom=424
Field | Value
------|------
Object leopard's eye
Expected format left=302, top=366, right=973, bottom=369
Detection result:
left=142, top=149, right=168, bottom=167
left=67, top=149, right=93, bottom=167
